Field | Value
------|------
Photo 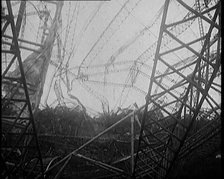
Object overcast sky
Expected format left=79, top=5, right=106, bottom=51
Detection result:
left=3, top=0, right=221, bottom=116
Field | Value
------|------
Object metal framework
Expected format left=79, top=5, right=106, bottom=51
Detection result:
left=133, top=0, right=221, bottom=178
left=1, top=0, right=221, bottom=179
left=1, top=1, right=44, bottom=178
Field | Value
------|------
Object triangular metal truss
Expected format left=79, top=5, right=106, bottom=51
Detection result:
left=1, top=1, right=44, bottom=178
left=1, top=1, right=221, bottom=179
left=133, top=0, right=221, bottom=178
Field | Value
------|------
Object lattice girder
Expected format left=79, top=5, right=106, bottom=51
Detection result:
left=1, top=1, right=44, bottom=178
left=134, top=0, right=221, bottom=178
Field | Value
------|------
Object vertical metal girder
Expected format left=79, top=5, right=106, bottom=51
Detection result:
left=15, top=0, right=26, bottom=37
left=131, top=115, right=135, bottom=174
left=165, top=4, right=221, bottom=176
left=133, top=0, right=171, bottom=178
left=10, top=0, right=26, bottom=50
left=134, top=0, right=221, bottom=178
left=1, top=1, right=44, bottom=178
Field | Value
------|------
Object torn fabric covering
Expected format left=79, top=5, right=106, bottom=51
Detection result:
left=4, top=1, right=64, bottom=113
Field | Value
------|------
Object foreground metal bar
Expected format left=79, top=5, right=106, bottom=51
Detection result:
left=75, top=154, right=130, bottom=176
left=42, top=104, right=145, bottom=176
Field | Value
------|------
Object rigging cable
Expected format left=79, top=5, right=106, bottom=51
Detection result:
left=105, top=0, right=164, bottom=68
left=78, top=0, right=144, bottom=74
left=67, top=1, right=105, bottom=62
left=115, top=1, right=207, bottom=108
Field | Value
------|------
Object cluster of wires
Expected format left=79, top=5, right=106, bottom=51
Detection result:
left=16, top=0, right=219, bottom=115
